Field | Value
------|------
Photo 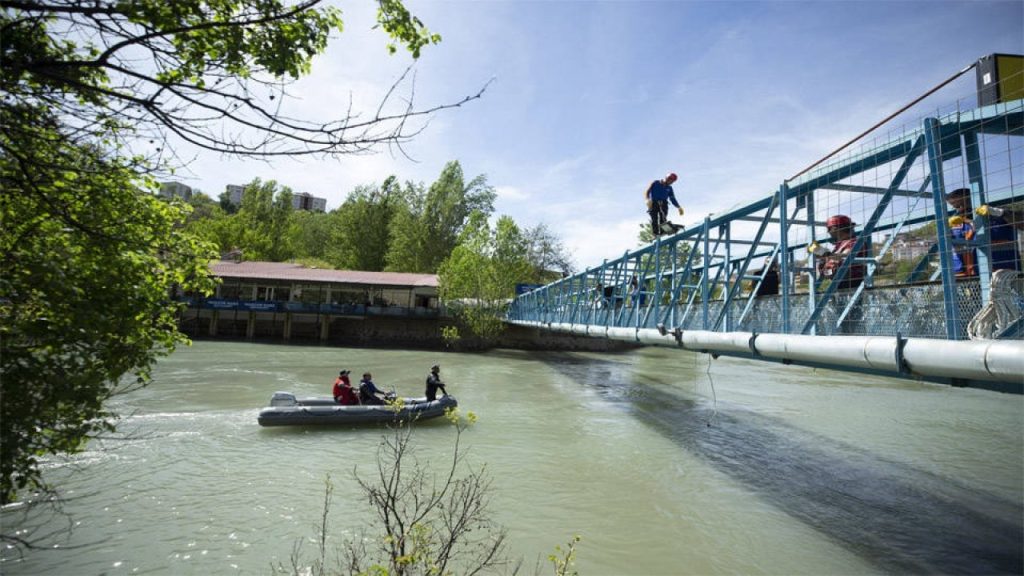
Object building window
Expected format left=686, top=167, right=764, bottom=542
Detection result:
left=219, top=282, right=243, bottom=300
left=295, top=284, right=323, bottom=304
left=256, top=286, right=288, bottom=301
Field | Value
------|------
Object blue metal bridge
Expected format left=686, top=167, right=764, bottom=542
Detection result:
left=508, top=58, right=1024, bottom=392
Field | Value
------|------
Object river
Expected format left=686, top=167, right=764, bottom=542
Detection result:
left=2, top=341, right=1022, bottom=575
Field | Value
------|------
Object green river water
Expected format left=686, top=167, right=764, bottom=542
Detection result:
left=1, top=341, right=1021, bottom=575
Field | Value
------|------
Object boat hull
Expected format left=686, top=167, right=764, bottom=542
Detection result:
left=257, top=395, right=458, bottom=427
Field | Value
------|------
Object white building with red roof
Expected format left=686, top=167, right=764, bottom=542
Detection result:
left=180, top=260, right=442, bottom=344
left=208, top=260, right=438, bottom=309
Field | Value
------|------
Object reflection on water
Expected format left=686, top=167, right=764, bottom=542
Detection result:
left=2, top=342, right=1021, bottom=575
left=546, top=353, right=1023, bottom=574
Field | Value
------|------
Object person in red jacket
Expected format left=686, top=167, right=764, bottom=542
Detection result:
left=333, top=370, right=358, bottom=405
left=810, top=214, right=867, bottom=290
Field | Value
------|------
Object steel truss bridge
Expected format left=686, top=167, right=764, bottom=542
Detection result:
left=508, top=96, right=1024, bottom=393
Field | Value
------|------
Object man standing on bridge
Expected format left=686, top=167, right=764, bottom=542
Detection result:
left=645, top=172, right=684, bottom=236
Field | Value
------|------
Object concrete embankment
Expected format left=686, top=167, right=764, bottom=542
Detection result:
left=180, top=312, right=638, bottom=352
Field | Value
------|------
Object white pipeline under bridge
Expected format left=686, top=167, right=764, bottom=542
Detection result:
left=508, top=60, right=1024, bottom=392
left=508, top=321, right=1023, bottom=392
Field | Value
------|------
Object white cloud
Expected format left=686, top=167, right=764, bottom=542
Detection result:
left=495, top=185, right=530, bottom=202
left=561, top=217, right=645, bottom=272
left=157, top=0, right=1022, bottom=274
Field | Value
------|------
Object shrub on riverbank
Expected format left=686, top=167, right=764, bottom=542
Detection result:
left=274, top=411, right=581, bottom=576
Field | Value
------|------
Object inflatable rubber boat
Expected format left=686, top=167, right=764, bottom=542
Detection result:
left=257, top=392, right=458, bottom=427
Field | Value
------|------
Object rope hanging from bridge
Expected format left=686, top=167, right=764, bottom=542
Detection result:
left=968, top=269, right=1023, bottom=340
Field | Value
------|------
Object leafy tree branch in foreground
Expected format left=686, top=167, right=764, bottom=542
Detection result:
left=0, top=101, right=218, bottom=506
left=0, top=0, right=482, bottom=513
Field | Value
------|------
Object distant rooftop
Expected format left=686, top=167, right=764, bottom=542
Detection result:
left=210, top=260, right=438, bottom=288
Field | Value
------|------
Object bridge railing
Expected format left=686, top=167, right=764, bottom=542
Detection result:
left=510, top=80, right=1023, bottom=341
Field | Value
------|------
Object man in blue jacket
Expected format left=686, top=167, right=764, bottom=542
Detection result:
left=645, top=172, right=684, bottom=236
left=946, top=188, right=1021, bottom=273
left=359, top=372, right=390, bottom=405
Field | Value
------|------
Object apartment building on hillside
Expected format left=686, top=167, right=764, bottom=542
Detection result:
left=223, top=185, right=326, bottom=212
left=160, top=181, right=193, bottom=201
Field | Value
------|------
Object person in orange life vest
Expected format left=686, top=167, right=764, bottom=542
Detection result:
left=645, top=172, right=684, bottom=236
left=333, top=370, right=358, bottom=405
left=946, top=188, right=1021, bottom=275
left=809, top=215, right=867, bottom=290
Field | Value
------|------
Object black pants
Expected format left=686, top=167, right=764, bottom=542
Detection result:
left=648, top=200, right=669, bottom=236
left=426, top=384, right=445, bottom=401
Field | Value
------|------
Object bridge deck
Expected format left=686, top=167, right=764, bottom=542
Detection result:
left=509, top=72, right=1024, bottom=391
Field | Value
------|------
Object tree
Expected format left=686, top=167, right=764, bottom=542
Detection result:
left=189, top=182, right=309, bottom=260
left=275, top=415, right=583, bottom=576
left=492, top=216, right=534, bottom=289
left=274, top=412, right=517, bottom=576
left=0, top=0, right=481, bottom=511
left=288, top=209, right=335, bottom=263
left=185, top=191, right=225, bottom=223
left=347, top=414, right=512, bottom=576
left=229, top=178, right=295, bottom=261
left=184, top=199, right=236, bottom=255
left=385, top=181, right=432, bottom=272
left=439, top=213, right=532, bottom=342
left=0, top=0, right=478, bottom=159
left=328, top=176, right=404, bottom=271
left=0, top=103, right=217, bottom=506
left=522, top=222, right=575, bottom=283
left=218, top=191, right=240, bottom=215
left=387, top=161, right=496, bottom=273
left=423, top=162, right=498, bottom=270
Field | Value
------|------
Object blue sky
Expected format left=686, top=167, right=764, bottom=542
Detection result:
left=182, top=0, right=1024, bottom=268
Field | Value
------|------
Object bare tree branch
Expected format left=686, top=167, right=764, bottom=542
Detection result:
left=3, top=0, right=487, bottom=161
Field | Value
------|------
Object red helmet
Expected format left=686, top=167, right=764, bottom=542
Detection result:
left=826, top=215, right=853, bottom=229
left=666, top=172, right=678, bottom=183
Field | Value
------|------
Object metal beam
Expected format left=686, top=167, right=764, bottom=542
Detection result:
left=801, top=136, right=924, bottom=334
left=737, top=216, right=825, bottom=227
left=924, top=116, right=962, bottom=340
left=821, top=183, right=931, bottom=198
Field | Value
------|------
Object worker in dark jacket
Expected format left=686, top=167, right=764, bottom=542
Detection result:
left=425, top=364, right=448, bottom=401
left=359, top=372, right=389, bottom=405
left=753, top=258, right=780, bottom=297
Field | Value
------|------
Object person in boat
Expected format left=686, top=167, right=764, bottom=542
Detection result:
left=425, top=364, right=448, bottom=402
left=333, top=370, right=359, bottom=405
left=359, top=372, right=390, bottom=405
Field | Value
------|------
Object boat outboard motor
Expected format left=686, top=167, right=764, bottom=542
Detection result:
left=269, top=392, right=298, bottom=407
